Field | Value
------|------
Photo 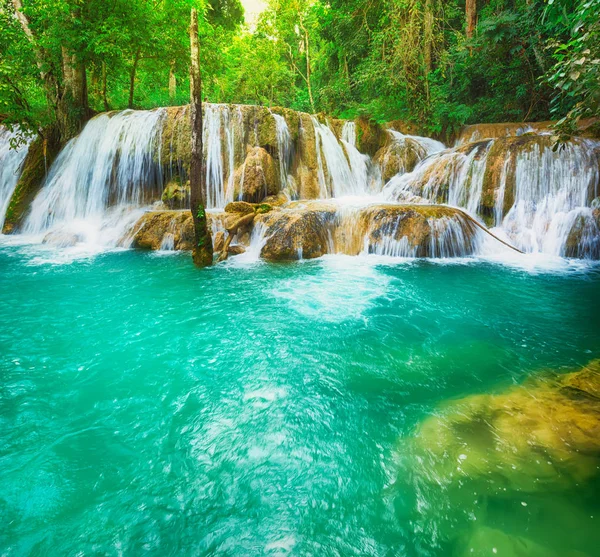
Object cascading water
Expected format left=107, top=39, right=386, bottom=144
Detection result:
left=25, top=109, right=166, bottom=245
left=272, top=113, right=293, bottom=192
left=389, top=130, right=445, bottom=159
left=0, top=127, right=32, bottom=230
left=384, top=134, right=600, bottom=258
left=499, top=138, right=599, bottom=256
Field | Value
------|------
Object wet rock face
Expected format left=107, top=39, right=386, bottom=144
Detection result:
left=375, top=138, right=431, bottom=182
left=410, top=360, right=600, bottom=494
left=256, top=202, right=338, bottom=261
left=128, top=210, right=196, bottom=251
left=234, top=147, right=280, bottom=203
left=161, top=180, right=190, bottom=209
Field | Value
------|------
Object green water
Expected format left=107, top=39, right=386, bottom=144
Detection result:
left=1, top=244, right=599, bottom=556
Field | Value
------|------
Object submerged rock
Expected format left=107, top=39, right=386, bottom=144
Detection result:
left=42, top=230, right=80, bottom=247
left=410, top=360, right=600, bottom=494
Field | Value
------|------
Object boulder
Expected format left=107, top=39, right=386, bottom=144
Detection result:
left=234, top=147, right=280, bottom=203
left=42, top=230, right=80, bottom=247
left=127, top=210, right=225, bottom=251
left=375, top=137, right=430, bottom=182
left=256, top=202, right=338, bottom=261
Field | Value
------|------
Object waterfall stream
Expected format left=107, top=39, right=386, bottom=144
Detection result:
left=4, top=105, right=598, bottom=260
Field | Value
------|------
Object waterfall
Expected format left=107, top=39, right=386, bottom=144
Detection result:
left=384, top=141, right=492, bottom=209
left=389, top=130, right=445, bottom=159
left=0, top=127, right=32, bottom=230
left=204, top=105, right=226, bottom=209
left=385, top=134, right=600, bottom=258
left=25, top=109, right=165, bottom=243
left=272, top=113, right=293, bottom=192
left=341, top=122, right=357, bottom=147
left=312, top=117, right=375, bottom=198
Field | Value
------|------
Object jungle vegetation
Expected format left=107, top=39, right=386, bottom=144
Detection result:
left=0, top=0, right=598, bottom=142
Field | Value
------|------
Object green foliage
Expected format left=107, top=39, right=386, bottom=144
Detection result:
left=545, top=0, right=600, bottom=136
left=1, top=0, right=593, bottom=140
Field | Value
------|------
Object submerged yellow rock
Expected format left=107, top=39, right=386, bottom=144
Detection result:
left=411, top=360, right=600, bottom=494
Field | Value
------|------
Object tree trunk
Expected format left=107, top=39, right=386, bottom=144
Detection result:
left=190, top=8, right=213, bottom=267
left=466, top=0, right=476, bottom=40
left=300, top=21, right=316, bottom=113
left=169, top=60, right=177, bottom=102
left=128, top=47, right=141, bottom=109
left=102, top=62, right=110, bottom=111
left=13, top=0, right=86, bottom=141
left=423, top=0, right=433, bottom=73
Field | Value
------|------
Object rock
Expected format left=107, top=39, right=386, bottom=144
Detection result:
left=227, top=245, right=246, bottom=256
left=128, top=210, right=223, bottom=251
left=456, top=526, right=586, bottom=557
left=256, top=202, right=338, bottom=261
left=161, top=180, right=190, bottom=209
left=42, top=230, right=80, bottom=247
left=374, top=137, right=430, bottom=182
left=255, top=202, right=478, bottom=261
left=355, top=117, right=388, bottom=156
left=224, top=201, right=256, bottom=215
left=213, top=230, right=225, bottom=252
left=233, top=147, right=280, bottom=203
left=262, top=193, right=289, bottom=207
left=409, top=360, right=600, bottom=495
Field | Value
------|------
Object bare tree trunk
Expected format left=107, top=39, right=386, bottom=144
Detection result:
left=300, top=21, right=316, bottom=113
left=423, top=0, right=433, bottom=73
left=169, top=60, right=177, bottom=102
left=190, top=8, right=213, bottom=267
left=128, top=47, right=141, bottom=109
left=466, top=0, right=476, bottom=40
left=102, top=62, right=110, bottom=111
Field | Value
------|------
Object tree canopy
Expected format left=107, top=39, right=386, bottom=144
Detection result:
left=0, top=0, right=598, bottom=140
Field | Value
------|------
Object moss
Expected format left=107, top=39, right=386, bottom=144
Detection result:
left=355, top=117, right=388, bottom=156
left=2, top=125, right=62, bottom=234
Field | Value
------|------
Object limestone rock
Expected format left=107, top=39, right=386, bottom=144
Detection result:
left=234, top=147, right=280, bottom=203
left=256, top=202, right=338, bottom=261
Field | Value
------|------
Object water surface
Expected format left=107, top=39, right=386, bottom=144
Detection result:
left=1, top=245, right=599, bottom=555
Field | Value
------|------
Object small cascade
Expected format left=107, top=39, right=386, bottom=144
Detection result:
left=312, top=117, right=368, bottom=198
left=341, top=122, right=357, bottom=147
left=0, top=127, right=32, bottom=230
left=272, top=113, right=293, bottom=192
left=25, top=109, right=165, bottom=243
left=389, top=130, right=445, bottom=159
left=204, top=104, right=228, bottom=209
left=384, top=141, right=492, bottom=210
left=499, top=138, right=599, bottom=256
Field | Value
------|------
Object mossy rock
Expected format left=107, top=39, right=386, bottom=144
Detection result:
left=2, top=126, right=62, bottom=234
left=355, top=117, right=388, bottom=156
left=161, top=180, right=190, bottom=209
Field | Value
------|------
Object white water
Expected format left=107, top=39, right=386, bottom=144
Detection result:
left=25, top=109, right=165, bottom=246
left=0, top=127, right=32, bottom=230
left=4, top=104, right=598, bottom=263
left=272, top=113, right=293, bottom=192
left=385, top=135, right=600, bottom=258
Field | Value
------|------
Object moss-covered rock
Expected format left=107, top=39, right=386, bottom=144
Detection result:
left=161, top=179, right=190, bottom=209
left=355, top=117, right=388, bottom=156
left=2, top=126, right=62, bottom=234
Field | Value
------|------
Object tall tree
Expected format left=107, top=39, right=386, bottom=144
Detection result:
left=189, top=7, right=213, bottom=267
